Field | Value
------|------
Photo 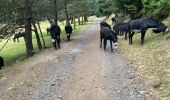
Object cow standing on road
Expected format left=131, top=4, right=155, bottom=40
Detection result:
left=65, top=24, right=73, bottom=41
left=49, top=21, right=61, bottom=49
left=100, top=26, right=118, bottom=52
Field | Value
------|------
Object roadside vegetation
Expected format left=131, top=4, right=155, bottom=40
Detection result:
left=119, top=17, right=170, bottom=99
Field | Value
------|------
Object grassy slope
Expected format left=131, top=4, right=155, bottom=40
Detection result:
left=0, top=16, right=97, bottom=77
left=119, top=17, right=170, bottom=99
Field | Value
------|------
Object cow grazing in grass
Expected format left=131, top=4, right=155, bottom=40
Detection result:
left=13, top=32, right=25, bottom=42
left=100, top=26, right=118, bottom=52
left=100, top=21, right=111, bottom=29
left=113, top=22, right=129, bottom=40
left=128, top=18, right=169, bottom=45
left=0, top=56, right=4, bottom=69
left=49, top=22, right=61, bottom=49
left=65, top=24, right=73, bottom=41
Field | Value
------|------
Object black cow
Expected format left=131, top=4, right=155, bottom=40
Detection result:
left=100, top=26, right=118, bottom=52
left=128, top=18, right=169, bottom=45
left=113, top=22, right=129, bottom=40
left=49, top=23, right=61, bottom=49
left=13, top=32, right=25, bottom=42
left=100, top=21, right=111, bottom=29
left=65, top=24, right=73, bottom=41
left=0, top=56, right=4, bottom=69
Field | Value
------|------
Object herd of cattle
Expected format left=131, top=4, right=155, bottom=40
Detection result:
left=0, top=17, right=169, bottom=69
left=100, top=18, right=169, bottom=51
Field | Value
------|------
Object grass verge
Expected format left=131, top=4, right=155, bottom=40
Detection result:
left=119, top=17, right=170, bottom=99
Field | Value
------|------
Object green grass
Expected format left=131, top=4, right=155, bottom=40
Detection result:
left=0, top=16, right=97, bottom=78
left=118, top=17, right=170, bottom=99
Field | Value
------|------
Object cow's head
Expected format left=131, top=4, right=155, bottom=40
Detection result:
left=158, top=23, right=169, bottom=33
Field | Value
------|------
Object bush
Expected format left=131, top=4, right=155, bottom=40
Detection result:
left=142, top=0, right=170, bottom=20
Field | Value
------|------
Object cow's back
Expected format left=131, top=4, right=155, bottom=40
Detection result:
left=129, top=19, right=143, bottom=30
left=100, top=26, right=113, bottom=38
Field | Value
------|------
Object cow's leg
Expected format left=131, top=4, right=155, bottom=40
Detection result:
left=68, top=33, right=71, bottom=41
left=110, top=40, right=113, bottom=52
left=129, top=32, right=134, bottom=45
left=53, top=40, right=57, bottom=49
left=125, top=32, right=128, bottom=40
left=0, top=56, right=4, bottom=69
left=17, top=38, right=19, bottom=42
left=121, top=32, right=123, bottom=36
left=67, top=33, right=69, bottom=41
left=57, top=37, right=60, bottom=48
left=141, top=31, right=146, bottom=45
left=103, top=39, right=107, bottom=51
left=100, top=37, right=103, bottom=48
left=129, top=32, right=132, bottom=44
left=69, top=33, right=71, bottom=41
left=131, top=32, right=135, bottom=44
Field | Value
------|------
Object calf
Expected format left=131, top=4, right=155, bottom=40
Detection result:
left=113, top=22, right=129, bottom=40
left=0, top=56, right=4, bottom=69
left=65, top=24, right=73, bottom=41
left=13, top=32, right=25, bottom=42
left=49, top=23, right=61, bottom=49
left=100, top=21, right=111, bottom=29
left=100, top=26, right=118, bottom=52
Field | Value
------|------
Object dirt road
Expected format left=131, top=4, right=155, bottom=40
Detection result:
left=0, top=19, right=159, bottom=100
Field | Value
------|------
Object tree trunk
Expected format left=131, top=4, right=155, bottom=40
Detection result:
left=54, top=0, right=58, bottom=25
left=37, top=21, right=46, bottom=49
left=73, top=13, right=76, bottom=29
left=32, top=20, right=42, bottom=50
left=71, top=15, right=73, bottom=24
left=24, top=0, right=34, bottom=56
left=84, top=15, right=88, bottom=22
left=64, top=0, right=69, bottom=25
left=78, top=17, right=80, bottom=25
left=81, top=17, right=84, bottom=25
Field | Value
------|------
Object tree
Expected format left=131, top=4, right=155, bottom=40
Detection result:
left=23, top=0, right=34, bottom=56
left=142, top=0, right=170, bottom=20
left=32, top=19, right=42, bottom=50
left=98, top=0, right=113, bottom=17
left=112, top=0, right=143, bottom=19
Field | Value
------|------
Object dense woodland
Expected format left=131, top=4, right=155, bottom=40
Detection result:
left=0, top=0, right=170, bottom=56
